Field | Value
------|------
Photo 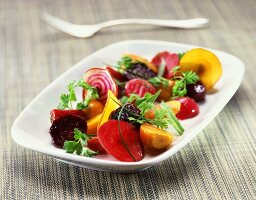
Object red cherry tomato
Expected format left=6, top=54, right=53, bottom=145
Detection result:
left=98, top=120, right=144, bottom=162
left=175, top=97, right=199, bottom=120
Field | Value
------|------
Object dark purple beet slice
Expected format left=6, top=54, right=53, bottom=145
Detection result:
left=124, top=63, right=156, bottom=80
left=49, top=114, right=87, bottom=147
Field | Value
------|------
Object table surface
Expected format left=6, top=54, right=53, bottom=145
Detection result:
left=1, top=0, right=256, bottom=199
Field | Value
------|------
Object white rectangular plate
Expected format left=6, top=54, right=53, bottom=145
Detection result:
left=11, top=40, right=244, bottom=173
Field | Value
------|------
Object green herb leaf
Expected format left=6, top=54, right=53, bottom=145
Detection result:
left=58, top=94, right=70, bottom=110
left=63, top=128, right=98, bottom=157
left=171, top=67, right=199, bottom=98
left=183, top=71, right=199, bottom=84
left=172, top=80, right=187, bottom=97
left=160, top=102, right=184, bottom=135
left=68, top=81, right=77, bottom=101
left=172, top=66, right=180, bottom=73
left=178, top=52, right=185, bottom=60
left=123, top=91, right=161, bottom=116
left=149, top=76, right=169, bottom=88
left=115, top=79, right=127, bottom=88
left=117, top=56, right=133, bottom=70
left=120, top=91, right=184, bottom=134
left=57, top=79, right=99, bottom=110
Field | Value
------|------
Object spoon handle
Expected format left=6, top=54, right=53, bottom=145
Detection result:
left=99, top=18, right=209, bottom=29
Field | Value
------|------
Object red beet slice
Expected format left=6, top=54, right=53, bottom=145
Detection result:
left=49, top=115, right=87, bottom=147
left=98, top=120, right=144, bottom=162
left=125, top=79, right=156, bottom=97
left=175, top=97, right=199, bottom=120
left=106, top=66, right=127, bottom=82
left=151, top=51, right=179, bottom=79
left=87, top=137, right=106, bottom=153
left=50, top=109, right=86, bottom=123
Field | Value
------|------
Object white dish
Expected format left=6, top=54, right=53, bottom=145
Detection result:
left=11, top=40, right=245, bottom=173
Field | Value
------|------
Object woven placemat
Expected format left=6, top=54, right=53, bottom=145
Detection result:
left=1, top=0, right=256, bottom=199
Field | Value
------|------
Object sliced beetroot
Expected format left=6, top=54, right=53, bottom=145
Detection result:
left=151, top=51, right=179, bottom=79
left=125, top=79, right=156, bottom=97
left=98, top=120, right=144, bottom=162
left=87, top=137, right=106, bottom=153
left=49, top=115, right=87, bottom=147
left=106, top=66, right=127, bottom=82
left=124, top=63, right=156, bottom=80
left=83, top=68, right=118, bottom=104
left=175, top=97, right=199, bottom=120
left=50, top=109, right=86, bottom=123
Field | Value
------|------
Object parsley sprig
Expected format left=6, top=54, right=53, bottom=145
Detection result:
left=178, top=52, right=185, bottom=60
left=148, top=76, right=169, bottom=88
left=171, top=66, right=199, bottom=98
left=121, top=91, right=184, bottom=135
left=58, top=80, right=99, bottom=110
left=63, top=128, right=98, bottom=157
left=117, top=56, right=133, bottom=70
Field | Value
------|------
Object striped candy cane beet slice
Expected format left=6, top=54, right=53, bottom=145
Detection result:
left=125, top=79, right=156, bottom=97
left=83, top=68, right=118, bottom=104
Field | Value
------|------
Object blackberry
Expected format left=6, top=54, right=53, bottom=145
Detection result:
left=110, top=103, right=141, bottom=126
left=124, top=63, right=156, bottom=80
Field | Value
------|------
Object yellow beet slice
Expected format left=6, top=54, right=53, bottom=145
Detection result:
left=166, top=100, right=181, bottom=114
left=83, top=100, right=104, bottom=120
left=140, top=123, right=173, bottom=150
left=97, top=90, right=120, bottom=130
left=123, top=53, right=158, bottom=73
left=156, top=80, right=175, bottom=102
left=144, top=100, right=181, bottom=119
left=179, top=48, right=222, bottom=90
left=87, top=114, right=102, bottom=134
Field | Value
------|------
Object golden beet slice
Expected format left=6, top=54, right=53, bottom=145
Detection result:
left=144, top=100, right=181, bottom=119
left=179, top=48, right=222, bottom=91
left=140, top=123, right=173, bottom=150
left=87, top=113, right=102, bottom=134
left=97, top=90, right=120, bottom=130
